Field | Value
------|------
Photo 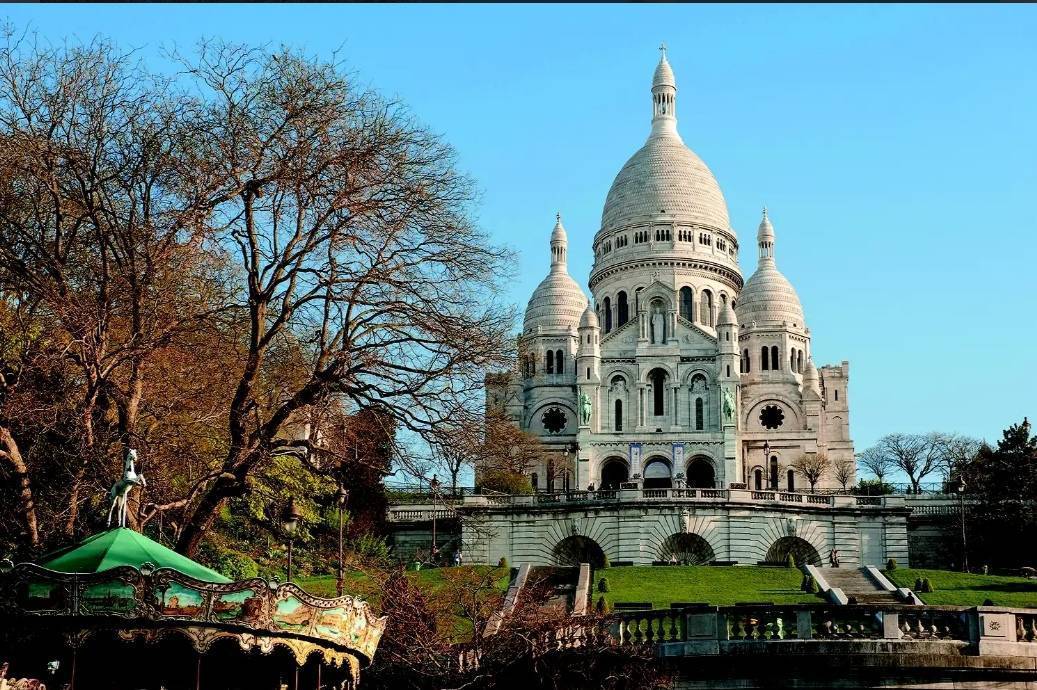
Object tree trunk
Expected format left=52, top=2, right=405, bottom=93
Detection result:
left=0, top=425, right=39, bottom=549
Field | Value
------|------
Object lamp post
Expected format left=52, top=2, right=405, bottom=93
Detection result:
left=957, top=478, right=968, bottom=573
left=429, top=474, right=441, bottom=566
left=281, top=497, right=303, bottom=582
left=763, top=440, right=771, bottom=490
left=336, top=484, right=349, bottom=596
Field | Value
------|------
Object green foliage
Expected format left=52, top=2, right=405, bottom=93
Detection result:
left=595, top=595, right=609, bottom=613
left=479, top=469, right=533, bottom=495
left=810, top=577, right=820, bottom=594
left=197, top=542, right=259, bottom=581
left=920, top=577, right=934, bottom=593
left=853, top=478, right=895, bottom=496
left=597, top=566, right=817, bottom=608
left=886, top=558, right=897, bottom=571
left=597, top=577, right=609, bottom=593
left=887, top=568, right=1037, bottom=607
left=786, top=553, right=796, bottom=568
left=601, top=554, right=610, bottom=569
left=497, top=556, right=509, bottom=570
left=351, top=532, right=390, bottom=561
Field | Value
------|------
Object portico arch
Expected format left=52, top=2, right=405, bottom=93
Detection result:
left=643, top=456, right=672, bottom=489
left=599, top=457, right=629, bottom=489
left=685, top=456, right=716, bottom=488
left=658, top=533, right=716, bottom=565
left=765, top=536, right=821, bottom=566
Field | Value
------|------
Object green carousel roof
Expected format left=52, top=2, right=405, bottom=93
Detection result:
left=41, top=528, right=231, bottom=583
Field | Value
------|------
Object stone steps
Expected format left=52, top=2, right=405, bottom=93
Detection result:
left=817, top=566, right=901, bottom=604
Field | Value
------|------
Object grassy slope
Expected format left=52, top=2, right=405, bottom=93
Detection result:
left=598, top=566, right=819, bottom=608
left=886, top=568, right=1037, bottom=608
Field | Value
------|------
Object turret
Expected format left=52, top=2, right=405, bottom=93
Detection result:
left=716, top=299, right=739, bottom=381
left=577, top=300, right=600, bottom=385
left=650, top=43, right=679, bottom=139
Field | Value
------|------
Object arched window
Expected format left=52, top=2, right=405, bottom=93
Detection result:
left=769, top=456, right=779, bottom=489
left=635, top=287, right=644, bottom=314
left=771, top=346, right=779, bottom=371
left=603, top=297, right=612, bottom=333
left=615, top=399, right=623, bottom=431
left=695, top=397, right=704, bottom=430
left=546, top=350, right=554, bottom=374
left=754, top=468, right=763, bottom=491
left=586, top=367, right=591, bottom=380
left=743, top=349, right=751, bottom=373
left=761, top=346, right=770, bottom=371
left=787, top=469, right=795, bottom=492
left=798, top=350, right=804, bottom=373
left=835, top=389, right=839, bottom=401
left=555, top=349, right=564, bottom=374
left=617, top=291, right=629, bottom=326
left=651, top=369, right=666, bottom=417
left=790, top=348, right=796, bottom=372
left=679, top=287, right=693, bottom=321
left=700, top=290, right=714, bottom=327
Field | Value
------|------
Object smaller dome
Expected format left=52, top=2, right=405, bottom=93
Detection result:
left=717, top=299, right=737, bottom=326
left=653, top=52, right=675, bottom=89
left=758, top=207, right=775, bottom=242
left=523, top=215, right=586, bottom=334
left=551, top=212, right=567, bottom=243
left=579, top=301, right=599, bottom=329
left=736, top=210, right=806, bottom=328
left=802, top=358, right=821, bottom=395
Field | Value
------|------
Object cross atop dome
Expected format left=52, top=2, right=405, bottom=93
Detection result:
left=659, top=42, right=667, bottom=58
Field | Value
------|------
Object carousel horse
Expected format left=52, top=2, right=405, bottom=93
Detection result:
left=107, top=448, right=146, bottom=528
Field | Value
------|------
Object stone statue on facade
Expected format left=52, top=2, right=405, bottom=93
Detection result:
left=723, top=388, right=735, bottom=422
left=107, top=448, right=146, bottom=528
left=579, top=393, right=592, bottom=425
left=650, top=307, right=664, bottom=343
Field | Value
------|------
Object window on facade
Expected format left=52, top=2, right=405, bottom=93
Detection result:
left=546, top=350, right=554, bottom=374
left=586, top=367, right=591, bottom=380
left=603, top=297, right=612, bottom=333
left=761, top=346, right=769, bottom=371
left=700, top=290, right=714, bottom=327
left=770, top=456, right=779, bottom=490
left=790, top=349, right=796, bottom=372
left=744, top=349, right=751, bottom=373
left=787, top=469, right=795, bottom=492
left=726, top=365, right=731, bottom=377
left=617, top=291, right=629, bottom=326
left=798, top=350, right=803, bottom=373
left=695, top=397, right=704, bottom=430
left=760, top=404, right=785, bottom=429
left=835, top=389, right=839, bottom=401
left=651, top=369, right=666, bottom=416
left=556, top=349, right=564, bottom=374
left=771, top=346, right=779, bottom=371
left=679, top=286, right=693, bottom=321
left=615, top=399, right=623, bottom=431
left=754, top=468, right=763, bottom=491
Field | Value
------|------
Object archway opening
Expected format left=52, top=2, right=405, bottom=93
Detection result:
left=553, top=535, right=606, bottom=569
left=765, top=536, right=821, bottom=566
left=686, top=457, right=716, bottom=488
left=659, top=533, right=716, bottom=565
left=600, top=459, right=629, bottom=490
left=643, top=457, right=672, bottom=489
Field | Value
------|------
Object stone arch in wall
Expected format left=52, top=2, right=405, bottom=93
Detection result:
left=643, top=456, right=673, bottom=489
left=553, top=535, right=607, bottom=569
left=764, top=536, right=821, bottom=566
left=526, top=401, right=577, bottom=436
left=744, top=397, right=802, bottom=432
left=685, top=455, right=716, bottom=489
left=599, top=457, right=629, bottom=489
left=658, top=533, right=716, bottom=565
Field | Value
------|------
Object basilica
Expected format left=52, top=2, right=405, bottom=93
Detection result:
left=487, top=49, right=854, bottom=496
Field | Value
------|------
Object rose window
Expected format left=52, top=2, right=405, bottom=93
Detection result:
left=759, top=405, right=785, bottom=430
left=542, top=407, right=567, bottom=434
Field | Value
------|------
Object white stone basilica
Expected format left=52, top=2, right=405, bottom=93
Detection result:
left=487, top=49, right=855, bottom=496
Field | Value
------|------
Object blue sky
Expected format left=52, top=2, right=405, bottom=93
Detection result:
left=6, top=4, right=1036, bottom=457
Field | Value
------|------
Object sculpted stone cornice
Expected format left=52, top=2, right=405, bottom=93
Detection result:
left=590, top=257, right=743, bottom=292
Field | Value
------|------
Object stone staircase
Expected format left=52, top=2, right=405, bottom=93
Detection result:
left=816, top=567, right=901, bottom=604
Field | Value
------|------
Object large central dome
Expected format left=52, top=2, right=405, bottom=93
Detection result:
left=599, top=51, right=731, bottom=235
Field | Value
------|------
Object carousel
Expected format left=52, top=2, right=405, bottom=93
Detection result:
left=0, top=451, right=386, bottom=690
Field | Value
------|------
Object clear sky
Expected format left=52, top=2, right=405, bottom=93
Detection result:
left=5, top=4, right=1036, bottom=456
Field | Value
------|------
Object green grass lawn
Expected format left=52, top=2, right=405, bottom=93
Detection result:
left=886, top=568, right=1037, bottom=608
left=597, top=565, right=819, bottom=609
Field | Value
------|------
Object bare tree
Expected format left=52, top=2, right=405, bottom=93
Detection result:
left=939, top=434, right=983, bottom=482
left=856, top=446, right=895, bottom=484
left=788, top=452, right=830, bottom=492
left=173, top=42, right=514, bottom=555
left=832, top=456, right=856, bottom=491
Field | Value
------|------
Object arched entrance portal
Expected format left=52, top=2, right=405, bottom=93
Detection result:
left=658, top=533, right=716, bottom=565
left=765, top=536, right=821, bottom=566
left=600, top=459, right=629, bottom=490
left=643, top=457, right=672, bottom=489
left=553, top=535, right=607, bottom=569
left=685, top=457, right=716, bottom=488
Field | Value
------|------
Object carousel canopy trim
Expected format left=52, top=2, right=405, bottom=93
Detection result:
left=40, top=528, right=231, bottom=583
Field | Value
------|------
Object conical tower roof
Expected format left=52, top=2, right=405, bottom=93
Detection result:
left=41, top=528, right=231, bottom=583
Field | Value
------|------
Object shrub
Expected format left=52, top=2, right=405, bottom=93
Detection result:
left=886, top=558, right=897, bottom=571
left=920, top=578, right=934, bottom=593
left=914, top=577, right=923, bottom=591
left=786, top=553, right=797, bottom=568
left=810, top=577, right=820, bottom=594
left=498, top=557, right=509, bottom=570
left=598, top=577, right=609, bottom=593
left=595, top=595, right=607, bottom=613
left=350, top=532, right=390, bottom=561
left=601, top=555, right=611, bottom=569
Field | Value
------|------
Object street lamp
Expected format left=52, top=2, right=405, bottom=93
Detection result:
left=335, top=484, right=349, bottom=596
left=763, top=441, right=771, bottom=490
left=957, top=478, right=968, bottom=573
left=281, top=497, right=303, bottom=582
left=429, top=474, right=441, bottom=566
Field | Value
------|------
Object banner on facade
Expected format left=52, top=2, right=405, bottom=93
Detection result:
left=628, top=443, right=643, bottom=473
left=672, top=442, right=686, bottom=470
